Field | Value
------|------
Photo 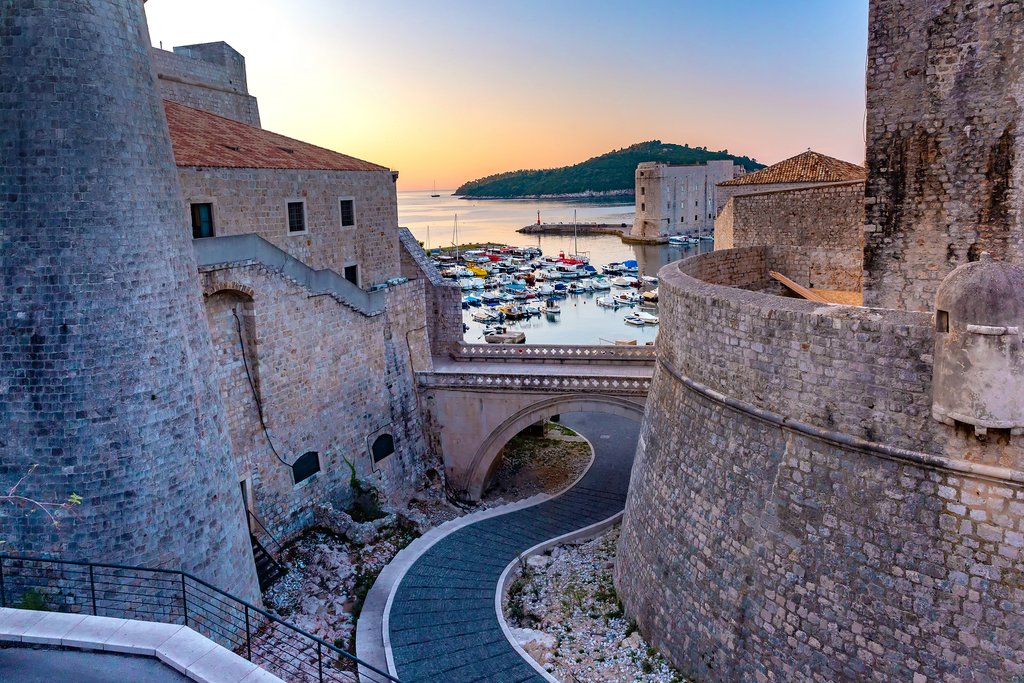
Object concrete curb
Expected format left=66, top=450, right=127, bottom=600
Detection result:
left=0, top=608, right=282, bottom=683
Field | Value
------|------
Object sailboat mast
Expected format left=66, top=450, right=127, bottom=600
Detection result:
left=573, top=209, right=578, bottom=256
left=454, top=214, right=459, bottom=261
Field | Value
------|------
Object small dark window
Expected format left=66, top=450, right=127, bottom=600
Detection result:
left=694, top=215, right=699, bottom=222
left=287, top=202, right=306, bottom=233
left=936, top=310, right=949, bottom=333
left=640, top=186, right=645, bottom=196
left=695, top=200, right=699, bottom=207
left=191, top=203, right=214, bottom=239
left=340, top=199, right=355, bottom=227
left=372, top=434, right=395, bottom=463
left=344, top=265, right=359, bottom=286
left=292, top=451, right=320, bottom=484
left=640, top=203, right=645, bottom=212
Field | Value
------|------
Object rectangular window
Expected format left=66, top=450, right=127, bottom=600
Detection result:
left=287, top=201, right=306, bottom=233
left=695, top=215, right=699, bottom=222
left=640, top=203, right=645, bottom=212
left=191, top=203, right=214, bottom=239
left=344, top=265, right=359, bottom=286
left=340, top=199, right=355, bottom=227
left=640, top=186, right=645, bottom=196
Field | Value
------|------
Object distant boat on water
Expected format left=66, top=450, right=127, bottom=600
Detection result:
left=431, top=181, right=440, bottom=198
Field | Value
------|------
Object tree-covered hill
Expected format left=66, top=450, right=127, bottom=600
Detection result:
left=455, top=141, right=764, bottom=198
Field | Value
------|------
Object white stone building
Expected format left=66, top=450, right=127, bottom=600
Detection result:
left=630, top=160, right=743, bottom=241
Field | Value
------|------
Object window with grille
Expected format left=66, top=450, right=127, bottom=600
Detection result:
left=371, top=434, right=395, bottom=463
left=340, top=199, right=355, bottom=227
left=287, top=201, right=306, bottom=233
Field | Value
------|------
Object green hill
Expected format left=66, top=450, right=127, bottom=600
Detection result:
left=455, top=141, right=764, bottom=198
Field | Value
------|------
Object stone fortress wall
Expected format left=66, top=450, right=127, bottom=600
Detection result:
left=616, top=0, right=1024, bottom=679
left=178, top=167, right=401, bottom=287
left=715, top=181, right=866, bottom=291
left=864, top=0, right=1024, bottom=312
left=630, top=160, right=741, bottom=240
left=151, top=43, right=261, bottom=127
left=0, top=0, right=260, bottom=600
left=715, top=180, right=826, bottom=212
left=615, top=251, right=1024, bottom=681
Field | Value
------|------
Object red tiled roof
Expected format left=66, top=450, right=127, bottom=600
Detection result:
left=718, top=150, right=865, bottom=187
left=163, top=100, right=388, bottom=172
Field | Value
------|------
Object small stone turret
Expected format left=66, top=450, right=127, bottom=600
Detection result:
left=932, top=253, right=1024, bottom=436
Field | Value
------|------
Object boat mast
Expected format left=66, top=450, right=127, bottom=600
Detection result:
left=454, top=214, right=459, bottom=261
left=573, top=209, right=578, bottom=256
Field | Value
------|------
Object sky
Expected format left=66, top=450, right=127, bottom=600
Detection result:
left=145, top=1, right=869, bottom=191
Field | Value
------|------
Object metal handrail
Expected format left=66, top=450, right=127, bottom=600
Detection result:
left=247, top=508, right=284, bottom=556
left=0, top=554, right=400, bottom=683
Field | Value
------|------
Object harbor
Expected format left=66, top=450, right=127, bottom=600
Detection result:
left=401, top=189, right=712, bottom=344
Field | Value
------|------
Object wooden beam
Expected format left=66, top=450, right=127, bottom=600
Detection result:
left=769, top=271, right=832, bottom=304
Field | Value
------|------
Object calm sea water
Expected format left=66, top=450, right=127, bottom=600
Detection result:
left=398, top=190, right=712, bottom=345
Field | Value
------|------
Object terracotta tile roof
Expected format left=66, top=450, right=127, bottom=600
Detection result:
left=163, top=100, right=388, bottom=172
left=718, top=150, right=865, bottom=187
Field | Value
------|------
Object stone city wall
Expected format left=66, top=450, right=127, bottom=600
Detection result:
left=715, top=181, right=865, bottom=291
left=151, top=46, right=261, bottom=127
left=198, top=263, right=429, bottom=539
left=864, top=0, right=1024, bottom=312
left=398, top=228, right=463, bottom=356
left=616, top=249, right=1024, bottom=681
left=178, top=167, right=401, bottom=287
left=715, top=181, right=823, bottom=213
left=1, top=0, right=259, bottom=600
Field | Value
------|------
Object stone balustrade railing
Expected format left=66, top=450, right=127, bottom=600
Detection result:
left=416, top=371, right=652, bottom=395
left=451, top=343, right=656, bottom=364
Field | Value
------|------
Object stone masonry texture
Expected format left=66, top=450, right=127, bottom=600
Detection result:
left=864, top=0, right=1024, bottom=311
left=616, top=251, right=1024, bottom=681
left=0, top=0, right=260, bottom=601
left=152, top=44, right=261, bottom=127
left=715, top=181, right=866, bottom=291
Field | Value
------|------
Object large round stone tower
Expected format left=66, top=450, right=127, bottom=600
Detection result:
left=0, top=0, right=259, bottom=600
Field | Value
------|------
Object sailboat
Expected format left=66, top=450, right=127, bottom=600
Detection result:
left=431, top=181, right=440, bottom=198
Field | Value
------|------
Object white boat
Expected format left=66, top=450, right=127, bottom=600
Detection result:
left=543, top=300, right=561, bottom=314
left=543, top=269, right=563, bottom=280
left=612, top=276, right=639, bottom=288
left=642, top=289, right=659, bottom=302
left=536, top=283, right=554, bottom=296
left=667, top=235, right=688, bottom=245
left=596, top=296, right=620, bottom=308
left=624, top=314, right=646, bottom=326
left=472, top=278, right=485, bottom=289
left=524, top=304, right=541, bottom=315
left=591, top=278, right=612, bottom=291
left=641, top=275, right=659, bottom=284
left=576, top=278, right=594, bottom=291
left=613, top=292, right=640, bottom=305
left=458, top=278, right=475, bottom=290
left=472, top=310, right=499, bottom=323
left=635, top=311, right=659, bottom=325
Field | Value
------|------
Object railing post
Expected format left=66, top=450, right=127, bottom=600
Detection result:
left=245, top=604, right=251, bottom=660
left=0, top=557, right=5, bottom=608
left=89, top=564, right=97, bottom=616
left=317, top=641, right=323, bottom=683
left=181, top=574, right=188, bottom=627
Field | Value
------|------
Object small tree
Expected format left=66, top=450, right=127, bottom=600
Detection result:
left=0, top=464, right=82, bottom=550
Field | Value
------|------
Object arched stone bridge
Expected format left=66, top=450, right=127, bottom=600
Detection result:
left=418, top=342, right=655, bottom=500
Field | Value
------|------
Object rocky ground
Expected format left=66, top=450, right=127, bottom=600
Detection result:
left=505, top=526, right=688, bottom=683
left=254, top=422, right=592, bottom=675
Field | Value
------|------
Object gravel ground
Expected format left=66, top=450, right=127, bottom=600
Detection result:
left=505, top=526, right=688, bottom=683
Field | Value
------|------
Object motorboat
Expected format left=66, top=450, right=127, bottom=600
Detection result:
left=602, top=262, right=624, bottom=275
left=464, top=295, right=482, bottom=306
left=613, top=292, right=640, bottom=305
left=641, top=289, right=659, bottom=303
left=591, top=277, right=612, bottom=291
left=635, top=311, right=659, bottom=325
left=536, top=283, right=554, bottom=296
left=472, top=309, right=500, bottom=323
left=596, top=296, right=620, bottom=308
left=621, top=260, right=639, bottom=274
left=624, top=314, right=646, bottom=326
left=543, top=299, right=561, bottom=314
left=641, top=275, right=658, bottom=285
left=611, top=276, right=639, bottom=288
left=458, top=278, right=475, bottom=291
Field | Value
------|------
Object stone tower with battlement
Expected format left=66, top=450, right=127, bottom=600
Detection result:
left=0, top=0, right=260, bottom=600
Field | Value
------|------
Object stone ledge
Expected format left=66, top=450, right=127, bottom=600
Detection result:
left=0, top=608, right=282, bottom=683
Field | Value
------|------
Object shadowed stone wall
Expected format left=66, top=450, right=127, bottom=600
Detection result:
left=152, top=43, right=261, bottom=127
left=0, top=0, right=259, bottom=599
left=715, top=181, right=865, bottom=291
left=615, top=251, right=1024, bottom=681
left=864, top=0, right=1024, bottom=311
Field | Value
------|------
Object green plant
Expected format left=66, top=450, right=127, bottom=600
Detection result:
left=16, top=588, right=49, bottom=611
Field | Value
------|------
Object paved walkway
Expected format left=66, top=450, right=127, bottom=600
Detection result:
left=0, top=648, right=190, bottom=683
left=431, top=357, right=654, bottom=379
left=387, top=412, right=639, bottom=682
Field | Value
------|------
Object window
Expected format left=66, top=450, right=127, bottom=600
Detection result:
left=371, top=434, right=395, bottom=463
left=640, top=203, right=645, bottom=212
left=191, top=203, right=214, bottom=239
left=292, top=451, right=320, bottom=484
left=695, top=215, right=699, bottom=222
left=936, top=310, right=949, bottom=333
left=667, top=202, right=671, bottom=210
left=287, top=201, right=306, bottom=233
left=344, top=265, right=359, bottom=286
left=340, top=199, right=355, bottom=227
left=640, top=186, right=645, bottom=196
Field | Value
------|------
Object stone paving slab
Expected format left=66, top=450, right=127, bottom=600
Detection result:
left=386, top=412, right=639, bottom=682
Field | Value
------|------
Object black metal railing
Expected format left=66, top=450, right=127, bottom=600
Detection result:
left=0, top=554, right=399, bottom=683
left=247, top=509, right=285, bottom=557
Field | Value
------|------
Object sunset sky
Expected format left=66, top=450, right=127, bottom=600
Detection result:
left=145, top=1, right=869, bottom=191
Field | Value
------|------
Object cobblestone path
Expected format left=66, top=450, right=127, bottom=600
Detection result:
left=387, top=412, right=639, bottom=682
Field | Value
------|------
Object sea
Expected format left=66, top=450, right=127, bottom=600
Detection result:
left=397, top=190, right=713, bottom=345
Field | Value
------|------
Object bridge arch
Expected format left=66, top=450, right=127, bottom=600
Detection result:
left=464, top=393, right=645, bottom=500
